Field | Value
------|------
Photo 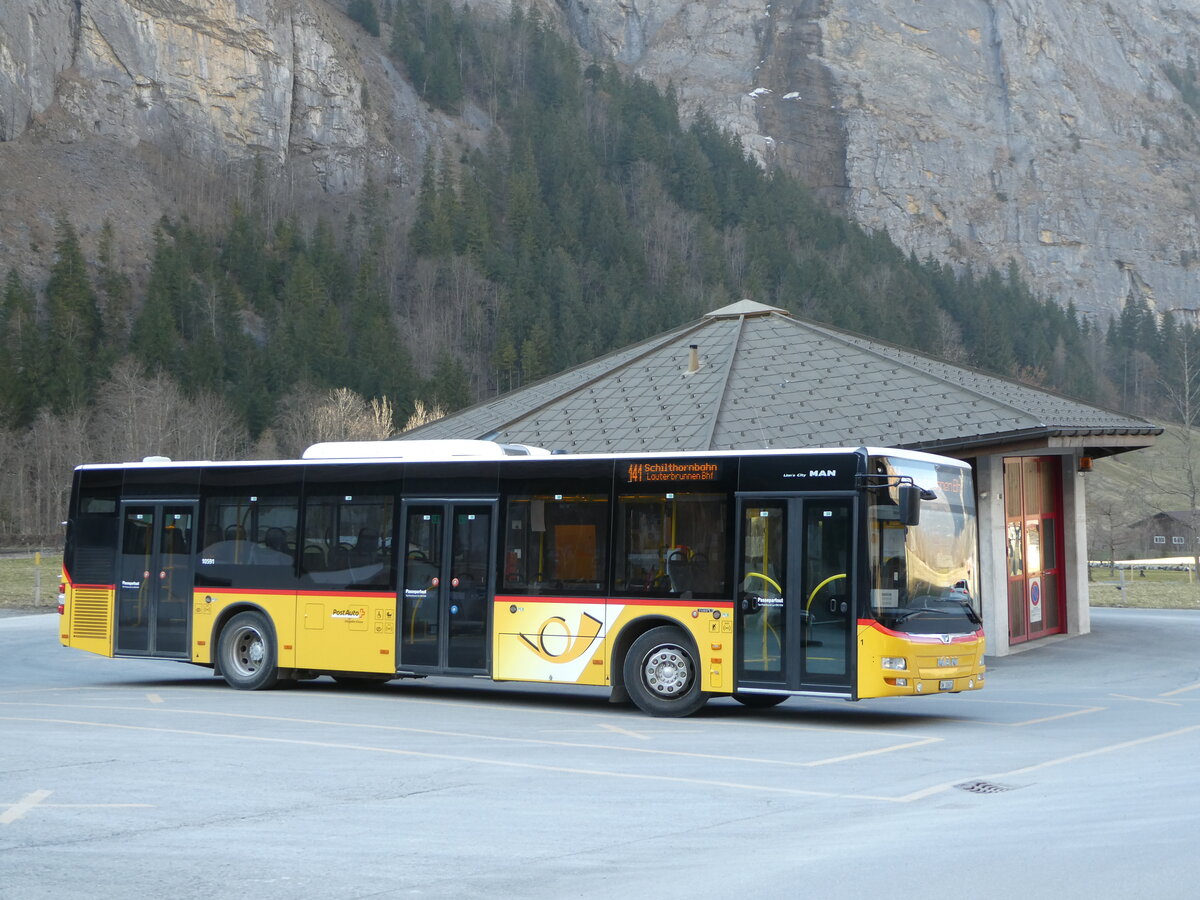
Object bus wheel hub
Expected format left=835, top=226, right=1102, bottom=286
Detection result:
left=645, top=647, right=690, bottom=696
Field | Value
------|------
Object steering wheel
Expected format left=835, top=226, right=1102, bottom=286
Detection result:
left=407, top=549, right=430, bottom=562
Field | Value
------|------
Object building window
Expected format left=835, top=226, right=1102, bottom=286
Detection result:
left=1173, top=536, right=1186, bottom=545
left=1153, top=535, right=1166, bottom=544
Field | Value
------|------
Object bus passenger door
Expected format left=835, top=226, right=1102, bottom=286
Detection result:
left=115, top=501, right=196, bottom=658
left=399, top=501, right=496, bottom=673
left=735, top=497, right=854, bottom=695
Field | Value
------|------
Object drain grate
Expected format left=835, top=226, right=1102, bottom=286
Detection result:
left=955, top=780, right=1016, bottom=794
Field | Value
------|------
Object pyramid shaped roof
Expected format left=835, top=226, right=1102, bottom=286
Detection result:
left=407, top=301, right=1159, bottom=456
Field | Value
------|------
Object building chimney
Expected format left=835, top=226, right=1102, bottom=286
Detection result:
left=687, top=344, right=700, bottom=374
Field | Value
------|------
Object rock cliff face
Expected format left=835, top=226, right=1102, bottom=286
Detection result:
left=0, top=0, right=445, bottom=278
left=2, top=0, right=382, bottom=176
left=558, top=0, right=1200, bottom=317
left=2, top=0, right=1197, bottom=318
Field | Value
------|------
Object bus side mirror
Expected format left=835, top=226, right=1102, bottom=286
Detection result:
left=898, top=484, right=922, bottom=526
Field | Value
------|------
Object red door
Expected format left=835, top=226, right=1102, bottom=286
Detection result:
left=1004, top=457, right=1065, bottom=644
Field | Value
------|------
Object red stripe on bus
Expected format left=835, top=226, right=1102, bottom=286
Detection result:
left=858, top=618, right=983, bottom=643
left=494, top=594, right=734, bottom=609
left=191, top=588, right=396, bottom=600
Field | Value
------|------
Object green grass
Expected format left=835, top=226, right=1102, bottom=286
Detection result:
left=0, top=553, right=62, bottom=609
left=1088, top=566, right=1200, bottom=609
left=1089, top=423, right=1197, bottom=521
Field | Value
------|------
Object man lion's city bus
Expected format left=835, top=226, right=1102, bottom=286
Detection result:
left=59, top=442, right=984, bottom=716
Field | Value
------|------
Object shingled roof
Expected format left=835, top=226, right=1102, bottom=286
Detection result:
left=407, top=301, right=1160, bottom=456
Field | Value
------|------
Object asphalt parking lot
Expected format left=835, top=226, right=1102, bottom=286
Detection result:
left=2, top=607, right=1199, bottom=899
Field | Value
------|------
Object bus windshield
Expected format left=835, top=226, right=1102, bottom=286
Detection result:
left=867, top=455, right=981, bottom=636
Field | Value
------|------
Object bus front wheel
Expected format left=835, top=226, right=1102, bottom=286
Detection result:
left=624, top=626, right=708, bottom=717
left=218, top=611, right=279, bottom=690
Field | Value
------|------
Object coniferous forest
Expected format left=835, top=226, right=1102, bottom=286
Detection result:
left=0, top=2, right=1194, bottom=541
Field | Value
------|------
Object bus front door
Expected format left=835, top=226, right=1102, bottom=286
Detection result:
left=399, top=501, right=496, bottom=673
left=735, top=497, right=855, bottom=696
left=115, top=501, right=197, bottom=658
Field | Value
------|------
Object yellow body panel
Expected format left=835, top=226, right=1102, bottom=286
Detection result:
left=856, top=619, right=986, bottom=698
left=191, top=590, right=396, bottom=674
left=60, top=581, right=115, bottom=657
left=492, top=596, right=735, bottom=694
left=64, top=579, right=983, bottom=703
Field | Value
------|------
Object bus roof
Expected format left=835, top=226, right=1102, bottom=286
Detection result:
left=76, top=442, right=969, bottom=471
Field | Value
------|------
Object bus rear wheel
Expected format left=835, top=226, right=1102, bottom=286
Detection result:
left=218, top=611, right=279, bottom=690
left=624, top=626, right=708, bottom=717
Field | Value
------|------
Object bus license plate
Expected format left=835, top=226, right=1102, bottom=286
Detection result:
left=939, top=680, right=954, bottom=690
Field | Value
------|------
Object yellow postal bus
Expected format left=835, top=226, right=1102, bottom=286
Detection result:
left=59, top=442, right=984, bottom=716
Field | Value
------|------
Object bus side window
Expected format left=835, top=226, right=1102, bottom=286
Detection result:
left=302, top=493, right=395, bottom=590
left=616, top=492, right=728, bottom=598
left=503, top=494, right=608, bottom=594
left=197, top=495, right=298, bottom=588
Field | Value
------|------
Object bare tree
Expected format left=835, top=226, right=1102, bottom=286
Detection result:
left=272, top=386, right=396, bottom=458
left=90, top=359, right=250, bottom=464
left=22, top=407, right=92, bottom=541
left=1088, top=492, right=1142, bottom=575
left=402, top=398, right=447, bottom=433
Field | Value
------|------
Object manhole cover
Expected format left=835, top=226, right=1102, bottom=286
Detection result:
left=955, top=780, right=1016, bottom=794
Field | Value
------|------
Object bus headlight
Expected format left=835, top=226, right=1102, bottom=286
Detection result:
left=882, top=657, right=907, bottom=670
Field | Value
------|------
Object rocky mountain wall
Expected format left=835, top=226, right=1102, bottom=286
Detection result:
left=0, top=0, right=452, bottom=281
left=559, top=0, right=1200, bottom=317
left=2, top=1, right=380, bottom=176
left=2, top=0, right=1197, bottom=318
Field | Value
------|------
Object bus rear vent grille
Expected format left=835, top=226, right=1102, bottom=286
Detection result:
left=955, top=780, right=1015, bottom=795
left=71, top=589, right=111, bottom=639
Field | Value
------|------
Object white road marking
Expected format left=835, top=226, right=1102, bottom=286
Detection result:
left=0, top=790, right=52, bottom=825
left=0, top=701, right=930, bottom=769
left=1, top=790, right=153, bottom=826
left=1109, top=693, right=1181, bottom=707
left=596, top=722, right=653, bottom=740
left=1160, top=682, right=1200, bottom=698
left=0, top=716, right=905, bottom=802
left=896, top=724, right=1200, bottom=803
